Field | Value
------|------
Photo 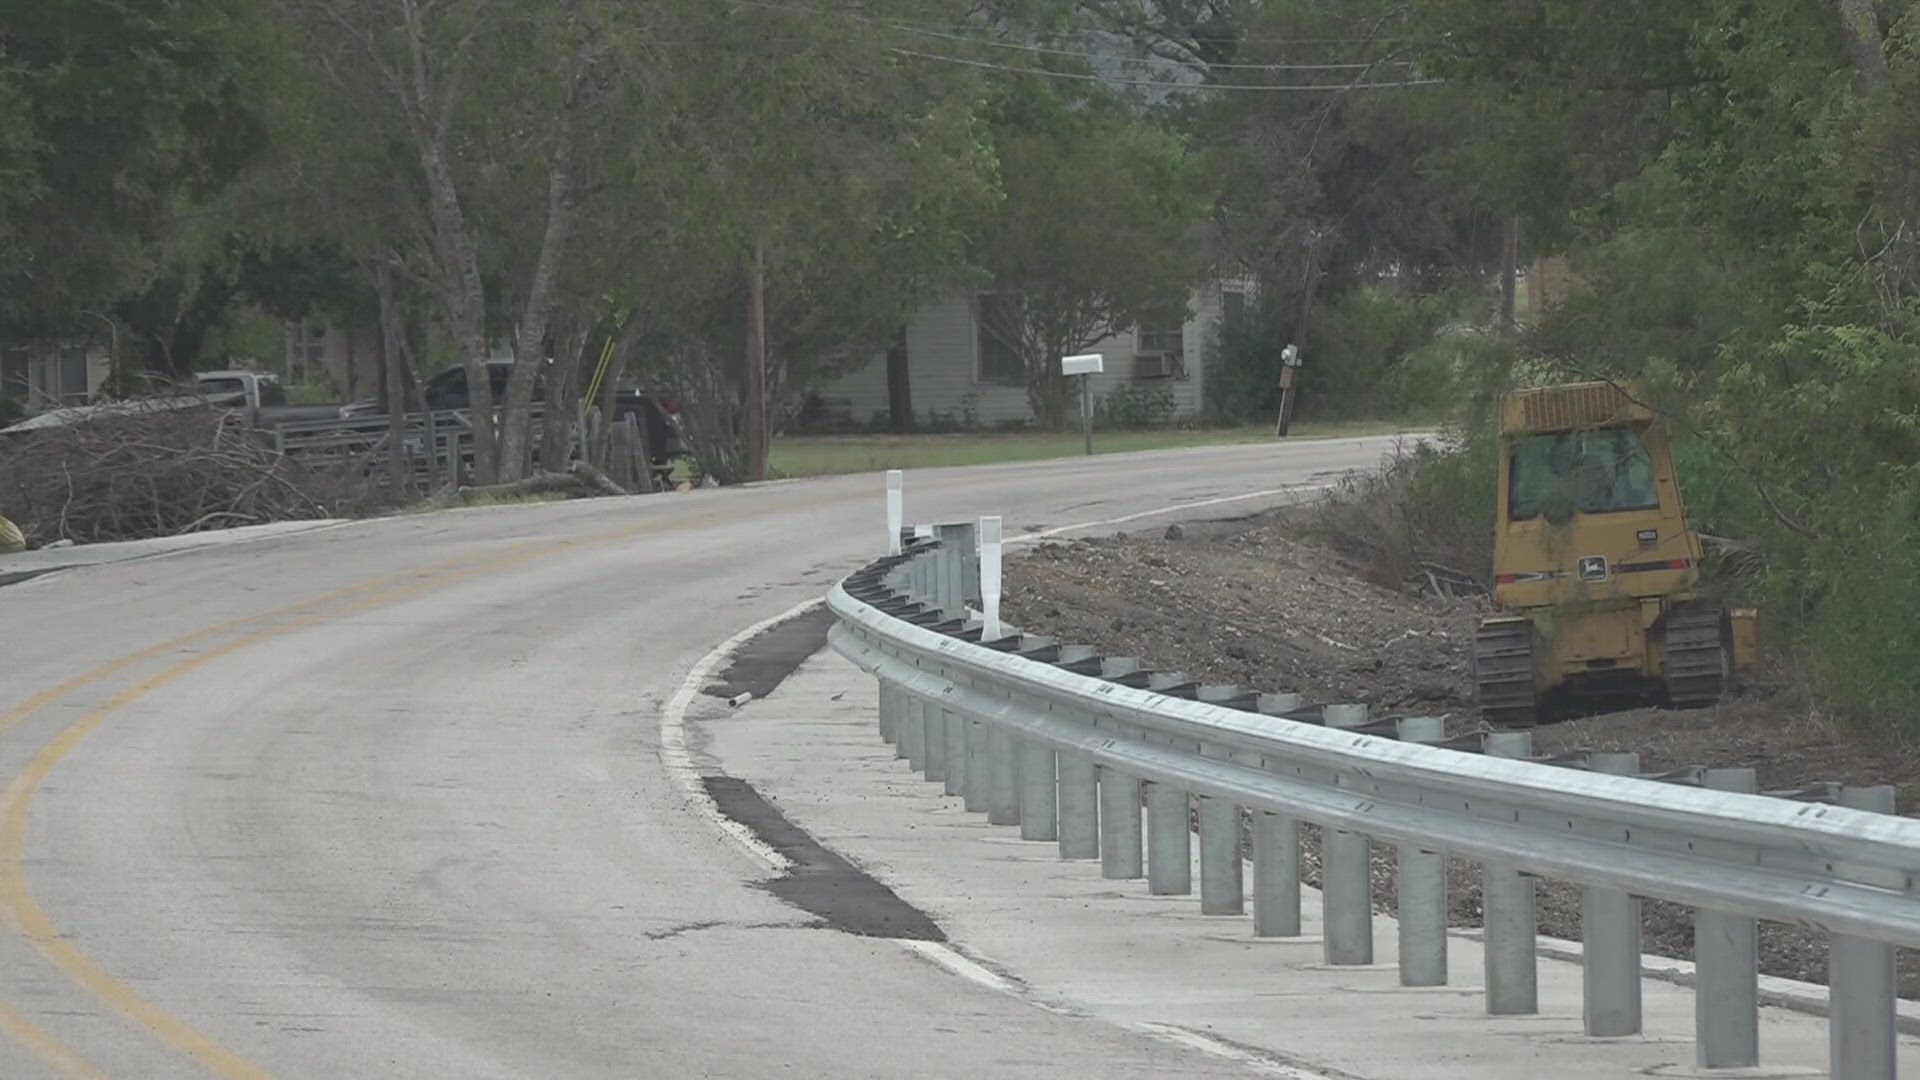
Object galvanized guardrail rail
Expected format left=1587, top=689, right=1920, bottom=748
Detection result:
left=272, top=409, right=481, bottom=479
left=827, top=505, right=1920, bottom=1080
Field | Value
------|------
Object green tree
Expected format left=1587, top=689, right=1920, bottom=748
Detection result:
left=0, top=0, right=284, bottom=326
left=975, top=84, right=1208, bottom=428
left=611, top=2, right=998, bottom=482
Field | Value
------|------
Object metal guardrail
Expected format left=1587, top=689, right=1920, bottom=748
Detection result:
left=827, top=523, right=1920, bottom=1080
left=273, top=410, right=481, bottom=475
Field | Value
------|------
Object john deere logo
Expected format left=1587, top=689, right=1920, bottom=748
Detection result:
left=1579, top=556, right=1609, bottom=582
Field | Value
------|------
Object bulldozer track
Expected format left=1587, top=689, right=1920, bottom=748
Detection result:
left=1662, top=602, right=1727, bottom=709
left=1473, top=619, right=1539, bottom=726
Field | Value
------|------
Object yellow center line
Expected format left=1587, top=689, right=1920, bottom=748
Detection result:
left=0, top=1002, right=107, bottom=1079
left=0, top=493, right=803, bottom=1077
left=0, top=552, right=542, bottom=1079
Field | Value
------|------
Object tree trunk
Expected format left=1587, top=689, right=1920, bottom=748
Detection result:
left=1836, top=0, right=1890, bottom=95
left=746, top=240, right=769, bottom=482
left=499, top=148, right=581, bottom=483
left=376, top=262, right=409, bottom=500
left=886, top=325, right=913, bottom=432
left=539, top=318, right=593, bottom=474
left=1500, top=215, right=1520, bottom=329
left=402, top=0, right=498, bottom=483
left=1025, top=350, right=1071, bottom=430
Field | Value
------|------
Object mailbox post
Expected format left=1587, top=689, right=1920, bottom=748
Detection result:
left=1063, top=353, right=1103, bottom=455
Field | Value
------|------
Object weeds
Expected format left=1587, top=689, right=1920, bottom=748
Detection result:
left=1300, top=431, right=1498, bottom=593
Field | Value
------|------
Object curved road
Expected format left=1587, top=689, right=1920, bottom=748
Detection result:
left=0, top=437, right=1410, bottom=1078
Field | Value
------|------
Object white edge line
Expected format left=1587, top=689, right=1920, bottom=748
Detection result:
left=659, top=597, right=825, bottom=872
left=1129, top=1022, right=1345, bottom=1080
left=1007, top=483, right=1334, bottom=545
left=895, top=940, right=1019, bottom=994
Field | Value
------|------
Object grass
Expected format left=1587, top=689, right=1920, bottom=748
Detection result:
left=769, top=420, right=1418, bottom=479
left=397, top=490, right=575, bottom=514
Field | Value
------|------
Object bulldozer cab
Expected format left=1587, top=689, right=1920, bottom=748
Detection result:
left=1493, top=383, right=1701, bottom=611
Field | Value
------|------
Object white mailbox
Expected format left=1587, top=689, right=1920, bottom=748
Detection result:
left=1060, top=353, right=1104, bottom=377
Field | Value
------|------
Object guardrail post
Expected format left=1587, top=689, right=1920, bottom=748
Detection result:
left=899, top=691, right=924, bottom=765
left=1100, top=768, right=1143, bottom=880
left=987, top=728, right=1020, bottom=826
left=1019, top=742, right=1057, bottom=841
left=1483, top=731, right=1538, bottom=1015
left=963, top=714, right=990, bottom=813
left=1253, top=811, right=1301, bottom=937
left=1695, top=767, right=1759, bottom=1069
left=1199, top=796, right=1244, bottom=915
left=1147, top=782, right=1192, bottom=895
left=1830, top=784, right=1897, bottom=1080
left=1322, top=704, right=1373, bottom=965
left=933, top=523, right=975, bottom=621
left=942, top=708, right=967, bottom=797
left=1058, top=755, right=1100, bottom=859
left=1583, top=752, right=1643, bottom=1036
left=908, top=543, right=932, bottom=603
left=885, top=471, right=903, bottom=555
left=923, top=703, right=947, bottom=783
left=1396, top=717, right=1448, bottom=986
left=878, top=681, right=898, bottom=745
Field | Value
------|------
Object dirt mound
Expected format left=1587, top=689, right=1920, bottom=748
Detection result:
left=1008, top=523, right=1476, bottom=716
left=1002, top=509, right=1920, bottom=996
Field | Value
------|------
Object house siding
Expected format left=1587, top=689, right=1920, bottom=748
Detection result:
left=1, top=343, right=111, bottom=411
left=820, top=281, right=1248, bottom=427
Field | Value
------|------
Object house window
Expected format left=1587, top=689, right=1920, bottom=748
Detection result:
left=1222, top=291, right=1247, bottom=335
left=975, top=294, right=1024, bottom=386
left=0, top=348, right=27, bottom=402
left=300, top=324, right=328, bottom=379
left=59, top=347, right=89, bottom=404
left=1137, top=311, right=1184, bottom=357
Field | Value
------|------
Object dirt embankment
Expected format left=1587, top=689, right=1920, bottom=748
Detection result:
left=1001, top=511, right=1920, bottom=996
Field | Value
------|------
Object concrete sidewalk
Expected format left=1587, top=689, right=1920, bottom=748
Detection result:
left=699, top=647, right=1918, bottom=1080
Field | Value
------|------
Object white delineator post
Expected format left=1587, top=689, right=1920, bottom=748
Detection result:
left=886, top=470, right=903, bottom=555
left=979, top=515, right=1003, bottom=641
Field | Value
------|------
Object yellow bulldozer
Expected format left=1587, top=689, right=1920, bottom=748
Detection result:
left=1474, top=382, right=1757, bottom=724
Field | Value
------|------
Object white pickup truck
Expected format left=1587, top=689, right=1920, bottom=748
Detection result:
left=1, top=370, right=343, bottom=434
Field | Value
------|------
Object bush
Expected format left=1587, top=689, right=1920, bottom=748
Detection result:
left=1204, top=283, right=1462, bottom=425
left=1302, top=427, right=1499, bottom=590
left=1095, top=382, right=1177, bottom=430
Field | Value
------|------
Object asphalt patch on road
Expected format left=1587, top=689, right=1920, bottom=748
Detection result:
left=0, top=566, right=68, bottom=588
left=702, top=604, right=834, bottom=701
left=703, top=775, right=946, bottom=942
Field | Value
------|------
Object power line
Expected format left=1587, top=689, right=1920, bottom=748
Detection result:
left=888, top=48, right=1443, bottom=94
left=725, top=0, right=1428, bottom=68
left=867, top=19, right=1418, bottom=72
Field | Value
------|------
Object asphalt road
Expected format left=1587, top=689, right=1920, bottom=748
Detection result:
left=0, top=436, right=1414, bottom=1079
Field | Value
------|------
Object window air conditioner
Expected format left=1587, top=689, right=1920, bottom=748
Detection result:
left=1134, top=352, right=1174, bottom=379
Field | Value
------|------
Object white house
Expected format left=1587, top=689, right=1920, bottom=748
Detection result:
left=818, top=278, right=1251, bottom=428
left=0, top=343, right=111, bottom=412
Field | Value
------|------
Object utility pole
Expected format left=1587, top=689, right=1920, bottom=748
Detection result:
left=1274, top=344, right=1302, bottom=437
left=746, top=240, right=768, bottom=482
